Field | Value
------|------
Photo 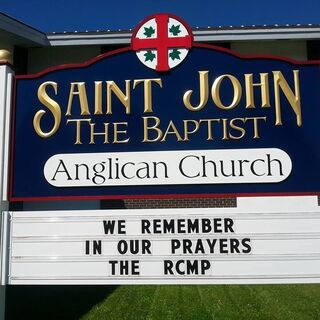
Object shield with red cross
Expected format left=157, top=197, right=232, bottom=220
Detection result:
left=131, top=13, right=194, bottom=72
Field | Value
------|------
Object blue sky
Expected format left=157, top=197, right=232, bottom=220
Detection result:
left=0, top=0, right=319, bottom=32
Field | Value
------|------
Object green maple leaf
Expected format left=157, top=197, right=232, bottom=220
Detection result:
left=143, top=26, right=155, bottom=38
left=169, top=49, right=181, bottom=61
left=169, top=24, right=181, bottom=36
left=144, top=50, right=156, bottom=62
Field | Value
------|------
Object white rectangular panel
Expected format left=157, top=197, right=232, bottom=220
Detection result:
left=7, top=196, right=320, bottom=284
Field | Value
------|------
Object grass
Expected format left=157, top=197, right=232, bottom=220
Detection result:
left=80, top=285, right=320, bottom=320
left=5, top=284, right=320, bottom=319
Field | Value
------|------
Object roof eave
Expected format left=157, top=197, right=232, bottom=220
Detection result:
left=46, top=27, right=320, bottom=46
left=0, top=12, right=48, bottom=46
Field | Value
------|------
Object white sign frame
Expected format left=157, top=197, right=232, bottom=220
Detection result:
left=0, top=64, right=14, bottom=320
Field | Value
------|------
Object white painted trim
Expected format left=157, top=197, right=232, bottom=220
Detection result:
left=46, top=28, right=320, bottom=46
left=47, top=33, right=131, bottom=46
left=0, top=66, right=8, bottom=205
left=0, top=65, right=13, bottom=318
left=2, top=71, right=13, bottom=203
left=0, top=212, right=9, bottom=286
left=0, top=66, right=13, bottom=204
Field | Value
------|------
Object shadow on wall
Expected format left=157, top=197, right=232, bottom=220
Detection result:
left=5, top=285, right=118, bottom=320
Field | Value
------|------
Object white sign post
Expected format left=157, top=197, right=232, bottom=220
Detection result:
left=7, top=196, right=320, bottom=285
left=0, top=63, right=14, bottom=320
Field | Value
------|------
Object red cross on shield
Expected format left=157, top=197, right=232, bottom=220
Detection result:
left=131, top=14, right=194, bottom=71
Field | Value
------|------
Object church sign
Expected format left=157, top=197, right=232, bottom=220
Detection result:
left=10, top=14, right=320, bottom=201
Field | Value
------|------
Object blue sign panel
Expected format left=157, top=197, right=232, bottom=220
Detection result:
left=10, top=15, right=320, bottom=201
